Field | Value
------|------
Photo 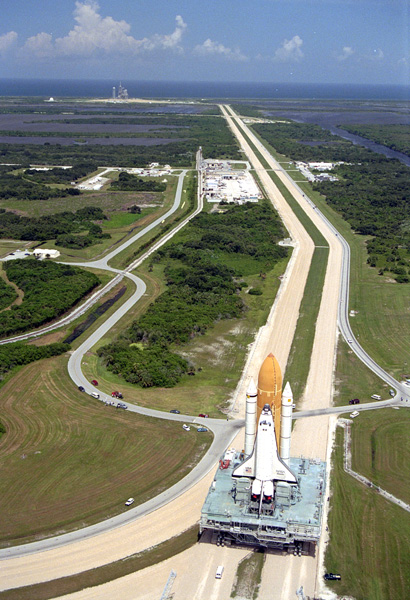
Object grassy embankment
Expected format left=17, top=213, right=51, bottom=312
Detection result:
left=0, top=355, right=212, bottom=547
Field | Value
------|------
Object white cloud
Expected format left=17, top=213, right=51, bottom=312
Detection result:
left=23, top=32, right=54, bottom=58
left=337, top=46, right=354, bottom=61
left=20, top=2, right=187, bottom=58
left=273, top=35, right=303, bottom=62
left=193, top=38, right=247, bottom=61
left=0, top=31, right=18, bottom=55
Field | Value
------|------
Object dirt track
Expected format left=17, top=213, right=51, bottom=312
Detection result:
left=0, top=107, right=343, bottom=599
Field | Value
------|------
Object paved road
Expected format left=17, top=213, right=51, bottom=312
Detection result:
left=0, top=169, right=189, bottom=345
left=1, top=117, right=407, bottom=598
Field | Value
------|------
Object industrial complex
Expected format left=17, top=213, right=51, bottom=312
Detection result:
left=201, top=159, right=262, bottom=204
left=200, top=354, right=326, bottom=555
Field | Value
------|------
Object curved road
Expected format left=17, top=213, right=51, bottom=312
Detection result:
left=1, top=112, right=408, bottom=597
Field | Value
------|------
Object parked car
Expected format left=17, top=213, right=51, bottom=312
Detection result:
left=182, top=424, right=190, bottom=431
left=170, top=409, right=180, bottom=414
left=111, top=391, right=123, bottom=398
left=117, top=402, right=127, bottom=409
left=349, top=398, right=360, bottom=405
left=125, top=498, right=134, bottom=506
left=197, top=427, right=208, bottom=432
left=350, top=410, right=359, bottom=418
left=78, top=386, right=85, bottom=392
left=324, top=573, right=341, bottom=581
left=198, top=413, right=209, bottom=418
left=91, top=379, right=98, bottom=386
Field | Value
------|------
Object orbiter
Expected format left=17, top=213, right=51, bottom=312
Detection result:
left=233, top=353, right=296, bottom=511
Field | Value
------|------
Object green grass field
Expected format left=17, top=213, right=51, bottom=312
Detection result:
left=350, top=409, right=410, bottom=504
left=326, top=425, right=410, bottom=600
left=0, top=355, right=211, bottom=546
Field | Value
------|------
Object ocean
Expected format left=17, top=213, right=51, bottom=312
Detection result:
left=0, top=79, right=409, bottom=101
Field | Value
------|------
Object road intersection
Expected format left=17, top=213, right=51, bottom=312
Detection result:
left=0, top=109, right=407, bottom=599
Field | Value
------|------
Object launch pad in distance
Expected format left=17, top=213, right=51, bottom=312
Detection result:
left=200, top=353, right=327, bottom=555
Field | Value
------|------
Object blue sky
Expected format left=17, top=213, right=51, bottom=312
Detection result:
left=0, top=0, right=409, bottom=85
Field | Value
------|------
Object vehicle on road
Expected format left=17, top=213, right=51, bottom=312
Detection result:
left=347, top=339, right=353, bottom=343
left=111, top=391, right=123, bottom=398
left=197, top=427, right=208, bottom=432
left=371, top=394, right=381, bottom=400
left=324, top=573, right=341, bottom=581
left=125, top=498, right=134, bottom=506
left=170, top=409, right=180, bottom=414
left=215, top=565, right=224, bottom=579
left=198, top=413, right=209, bottom=418
left=117, top=402, right=127, bottom=409
left=78, top=386, right=85, bottom=392
left=349, top=398, right=360, bottom=405
left=350, top=410, right=359, bottom=418
left=182, top=424, right=190, bottom=431
left=91, top=379, right=98, bottom=386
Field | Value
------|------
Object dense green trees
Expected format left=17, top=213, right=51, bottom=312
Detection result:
left=111, top=172, right=166, bottom=192
left=0, top=341, right=70, bottom=378
left=0, top=260, right=99, bottom=337
left=253, top=121, right=410, bottom=282
left=341, top=125, right=410, bottom=157
left=0, top=206, right=110, bottom=248
left=0, top=276, right=18, bottom=310
left=98, top=201, right=287, bottom=387
left=0, top=170, right=80, bottom=201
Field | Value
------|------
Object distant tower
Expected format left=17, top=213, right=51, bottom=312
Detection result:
left=112, top=86, right=116, bottom=99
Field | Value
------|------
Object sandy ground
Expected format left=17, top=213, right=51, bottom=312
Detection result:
left=0, top=106, right=343, bottom=600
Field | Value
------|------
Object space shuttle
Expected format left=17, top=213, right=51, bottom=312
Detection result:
left=233, top=353, right=297, bottom=508
left=233, top=404, right=296, bottom=492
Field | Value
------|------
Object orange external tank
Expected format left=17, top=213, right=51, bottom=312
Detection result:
left=257, top=353, right=282, bottom=447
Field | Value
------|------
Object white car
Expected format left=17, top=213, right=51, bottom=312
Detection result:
left=125, top=497, right=135, bottom=506
left=350, top=411, right=359, bottom=418
left=183, top=424, right=190, bottom=431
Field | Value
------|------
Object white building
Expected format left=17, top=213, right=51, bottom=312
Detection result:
left=33, top=249, right=60, bottom=259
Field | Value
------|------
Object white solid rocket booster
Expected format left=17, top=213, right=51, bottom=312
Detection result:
left=244, top=378, right=257, bottom=457
left=280, top=381, right=293, bottom=463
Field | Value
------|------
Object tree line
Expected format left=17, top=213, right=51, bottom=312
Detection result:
left=0, top=206, right=111, bottom=249
left=0, top=260, right=99, bottom=337
left=110, top=172, right=166, bottom=192
left=253, top=121, right=410, bottom=282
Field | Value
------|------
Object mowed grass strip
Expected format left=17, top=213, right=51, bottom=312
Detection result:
left=230, top=550, right=265, bottom=599
left=284, top=247, right=329, bottom=401
left=326, top=426, right=410, bottom=600
left=0, top=526, right=199, bottom=600
left=350, top=409, right=410, bottom=504
left=0, top=356, right=211, bottom=546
